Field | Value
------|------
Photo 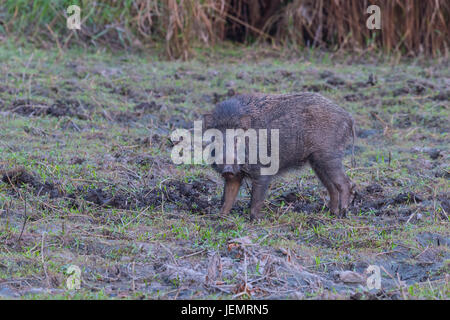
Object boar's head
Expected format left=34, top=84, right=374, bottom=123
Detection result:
left=203, top=98, right=252, bottom=180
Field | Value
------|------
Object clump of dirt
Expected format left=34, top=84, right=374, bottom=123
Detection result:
left=250, top=74, right=279, bottom=86
left=108, top=111, right=139, bottom=124
left=8, top=99, right=49, bottom=116
left=275, top=69, right=296, bottom=80
left=67, top=186, right=140, bottom=210
left=292, top=200, right=324, bottom=214
left=69, top=157, right=86, bottom=165
left=326, top=76, right=346, bottom=87
left=47, top=100, right=90, bottom=120
left=425, top=149, right=443, bottom=160
left=392, top=79, right=436, bottom=96
left=211, top=90, right=237, bottom=104
left=366, top=183, right=384, bottom=194
left=68, top=178, right=217, bottom=214
left=173, top=69, right=209, bottom=81
left=167, top=115, right=191, bottom=129
left=416, top=232, right=450, bottom=247
left=432, top=90, right=450, bottom=101
left=1, top=167, right=36, bottom=187
left=318, top=70, right=334, bottom=79
left=148, top=86, right=187, bottom=99
left=319, top=70, right=346, bottom=87
left=0, top=84, right=15, bottom=95
left=276, top=189, right=325, bottom=214
left=110, top=85, right=132, bottom=96
left=103, top=101, right=167, bottom=125
left=9, top=99, right=90, bottom=120
left=357, top=129, right=380, bottom=139
left=133, top=101, right=161, bottom=114
left=392, top=192, right=423, bottom=204
left=302, top=83, right=333, bottom=92
left=351, top=188, right=426, bottom=216
left=134, top=130, right=173, bottom=149
left=84, top=188, right=135, bottom=209
left=344, top=93, right=365, bottom=102
left=394, top=111, right=448, bottom=130
left=1, top=167, right=61, bottom=198
left=109, top=85, right=145, bottom=101
left=163, top=179, right=215, bottom=213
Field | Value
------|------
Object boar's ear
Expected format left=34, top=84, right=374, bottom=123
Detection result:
left=203, top=113, right=214, bottom=129
left=240, top=115, right=251, bottom=130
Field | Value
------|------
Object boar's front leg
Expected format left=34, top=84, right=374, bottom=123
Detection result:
left=220, top=175, right=243, bottom=215
left=249, top=176, right=272, bottom=220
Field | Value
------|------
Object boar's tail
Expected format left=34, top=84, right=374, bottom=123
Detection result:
left=350, top=118, right=356, bottom=168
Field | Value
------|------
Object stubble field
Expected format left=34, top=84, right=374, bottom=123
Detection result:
left=0, top=43, right=448, bottom=299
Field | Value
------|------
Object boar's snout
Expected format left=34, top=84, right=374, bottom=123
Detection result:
left=221, top=165, right=239, bottom=179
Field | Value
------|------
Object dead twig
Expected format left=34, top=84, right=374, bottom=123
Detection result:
left=17, top=193, right=28, bottom=243
left=41, top=232, right=50, bottom=288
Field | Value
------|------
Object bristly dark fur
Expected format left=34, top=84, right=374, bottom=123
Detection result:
left=206, top=92, right=356, bottom=219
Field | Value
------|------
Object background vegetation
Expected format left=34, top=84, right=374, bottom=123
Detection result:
left=0, top=0, right=449, bottom=59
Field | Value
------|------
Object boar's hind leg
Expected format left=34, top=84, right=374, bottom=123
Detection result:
left=220, top=175, right=243, bottom=215
left=309, top=160, right=340, bottom=215
left=310, top=155, right=352, bottom=216
left=249, top=176, right=272, bottom=221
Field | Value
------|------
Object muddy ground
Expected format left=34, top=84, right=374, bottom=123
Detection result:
left=0, top=44, right=448, bottom=299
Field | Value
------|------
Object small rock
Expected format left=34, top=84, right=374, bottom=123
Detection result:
left=333, top=271, right=366, bottom=284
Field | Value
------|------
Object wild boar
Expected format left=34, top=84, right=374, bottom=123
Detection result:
left=203, top=92, right=356, bottom=220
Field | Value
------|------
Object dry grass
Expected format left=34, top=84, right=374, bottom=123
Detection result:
left=1, top=0, right=449, bottom=58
